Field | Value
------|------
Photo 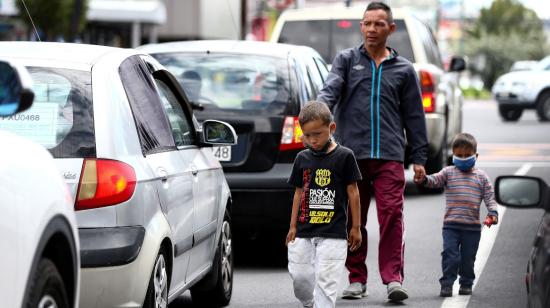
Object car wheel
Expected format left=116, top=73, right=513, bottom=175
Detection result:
left=498, top=105, right=523, bottom=121
left=143, top=250, right=168, bottom=308
left=536, top=91, right=550, bottom=121
left=191, top=210, right=233, bottom=307
left=25, top=258, right=70, bottom=308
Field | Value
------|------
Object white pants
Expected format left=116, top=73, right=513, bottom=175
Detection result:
left=288, top=237, right=347, bottom=308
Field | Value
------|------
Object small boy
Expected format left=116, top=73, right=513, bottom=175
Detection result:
left=416, top=133, right=498, bottom=297
left=286, top=101, right=362, bottom=308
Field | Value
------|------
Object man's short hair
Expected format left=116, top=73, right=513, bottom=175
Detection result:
left=299, top=101, right=333, bottom=127
left=452, top=133, right=477, bottom=152
left=365, top=2, right=393, bottom=24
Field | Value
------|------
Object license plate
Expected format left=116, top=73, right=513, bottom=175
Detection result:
left=212, top=146, right=231, bottom=161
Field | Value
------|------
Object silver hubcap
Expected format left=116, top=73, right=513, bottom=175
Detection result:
left=38, top=295, right=57, bottom=308
left=153, top=254, right=168, bottom=308
left=221, top=220, right=232, bottom=293
left=544, top=97, right=550, bottom=118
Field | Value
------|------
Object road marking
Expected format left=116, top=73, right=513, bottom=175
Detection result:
left=440, top=163, right=532, bottom=308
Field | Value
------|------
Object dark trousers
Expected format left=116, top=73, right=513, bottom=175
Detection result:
left=346, top=160, right=405, bottom=285
left=440, top=228, right=481, bottom=287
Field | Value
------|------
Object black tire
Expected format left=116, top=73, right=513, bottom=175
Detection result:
left=498, top=105, right=523, bottom=122
left=25, top=258, right=70, bottom=308
left=191, top=211, right=233, bottom=307
left=143, top=249, right=169, bottom=308
left=536, top=91, right=550, bottom=122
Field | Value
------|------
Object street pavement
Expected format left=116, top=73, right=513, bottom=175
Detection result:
left=170, top=99, right=550, bottom=308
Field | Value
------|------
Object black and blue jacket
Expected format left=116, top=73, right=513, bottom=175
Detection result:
left=318, top=44, right=428, bottom=165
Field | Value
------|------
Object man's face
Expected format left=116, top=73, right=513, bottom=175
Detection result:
left=360, top=9, right=395, bottom=49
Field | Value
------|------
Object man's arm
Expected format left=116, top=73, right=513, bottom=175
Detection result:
left=346, top=183, right=361, bottom=251
left=317, top=52, right=348, bottom=110
left=286, top=187, right=302, bottom=245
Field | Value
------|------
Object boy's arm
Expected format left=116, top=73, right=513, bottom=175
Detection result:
left=481, top=172, right=499, bottom=224
left=423, top=167, right=448, bottom=189
left=346, top=182, right=362, bottom=252
left=286, top=187, right=302, bottom=246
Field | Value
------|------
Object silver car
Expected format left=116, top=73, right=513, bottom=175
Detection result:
left=0, top=42, right=236, bottom=308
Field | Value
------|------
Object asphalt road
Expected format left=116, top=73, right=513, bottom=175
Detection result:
left=170, top=99, right=550, bottom=308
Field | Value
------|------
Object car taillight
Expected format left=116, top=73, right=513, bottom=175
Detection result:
left=75, top=159, right=137, bottom=211
left=419, top=69, right=436, bottom=113
left=279, top=116, right=304, bottom=151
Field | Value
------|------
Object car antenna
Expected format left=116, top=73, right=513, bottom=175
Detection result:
left=225, top=0, right=240, bottom=50
left=19, top=0, right=42, bottom=42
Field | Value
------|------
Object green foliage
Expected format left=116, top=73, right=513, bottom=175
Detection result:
left=465, top=0, right=549, bottom=89
left=460, top=87, right=491, bottom=100
left=17, top=0, right=88, bottom=41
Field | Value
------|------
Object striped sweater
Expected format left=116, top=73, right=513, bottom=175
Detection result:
left=424, top=166, right=499, bottom=231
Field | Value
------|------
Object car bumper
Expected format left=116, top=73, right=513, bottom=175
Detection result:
left=425, top=113, right=445, bottom=154
left=494, top=94, right=536, bottom=108
left=225, top=164, right=294, bottom=230
left=78, top=226, right=155, bottom=308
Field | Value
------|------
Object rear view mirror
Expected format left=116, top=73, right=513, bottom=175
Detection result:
left=449, top=56, right=466, bottom=72
left=0, top=59, right=34, bottom=116
left=201, top=120, right=237, bottom=145
left=495, top=176, right=547, bottom=208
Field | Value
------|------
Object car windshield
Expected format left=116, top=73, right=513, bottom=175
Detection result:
left=152, top=53, right=290, bottom=111
left=0, top=67, right=95, bottom=158
left=277, top=19, right=414, bottom=63
left=533, top=56, right=550, bottom=71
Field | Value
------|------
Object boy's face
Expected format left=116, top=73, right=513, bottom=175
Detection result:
left=301, top=119, right=335, bottom=151
left=453, top=146, right=477, bottom=158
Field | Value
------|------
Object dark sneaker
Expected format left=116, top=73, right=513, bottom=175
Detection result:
left=342, top=282, right=367, bottom=299
left=440, top=286, right=453, bottom=297
left=387, top=281, right=408, bottom=302
left=459, top=285, right=472, bottom=295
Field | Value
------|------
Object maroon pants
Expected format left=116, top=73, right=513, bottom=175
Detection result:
left=346, top=160, right=405, bottom=285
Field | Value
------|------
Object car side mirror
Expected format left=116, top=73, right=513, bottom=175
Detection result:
left=448, top=56, right=466, bottom=72
left=0, top=59, right=34, bottom=116
left=200, top=120, right=237, bottom=145
left=495, top=176, right=549, bottom=210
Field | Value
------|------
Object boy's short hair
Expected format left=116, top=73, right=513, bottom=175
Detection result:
left=299, top=101, right=333, bottom=127
left=365, top=2, right=393, bottom=24
left=452, top=133, right=477, bottom=152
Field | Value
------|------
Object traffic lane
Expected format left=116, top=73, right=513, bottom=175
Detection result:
left=469, top=165, right=550, bottom=308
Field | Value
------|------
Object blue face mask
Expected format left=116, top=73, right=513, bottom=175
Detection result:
left=453, top=155, right=476, bottom=172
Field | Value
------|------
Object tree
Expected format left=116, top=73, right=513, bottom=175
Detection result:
left=17, top=0, right=87, bottom=41
left=465, top=0, right=549, bottom=89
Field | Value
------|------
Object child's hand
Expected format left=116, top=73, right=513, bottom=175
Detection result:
left=348, top=227, right=362, bottom=252
left=286, top=227, right=297, bottom=246
left=484, top=215, right=498, bottom=227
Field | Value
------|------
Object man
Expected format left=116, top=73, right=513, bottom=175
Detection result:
left=317, top=2, right=428, bottom=303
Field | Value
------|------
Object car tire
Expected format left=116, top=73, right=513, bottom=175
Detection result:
left=191, top=210, right=233, bottom=307
left=25, top=258, right=70, bottom=308
left=143, top=249, right=169, bottom=308
left=498, top=105, right=523, bottom=122
left=536, top=91, right=550, bottom=122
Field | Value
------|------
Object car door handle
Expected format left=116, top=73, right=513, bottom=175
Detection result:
left=190, top=165, right=198, bottom=176
left=157, top=167, right=168, bottom=182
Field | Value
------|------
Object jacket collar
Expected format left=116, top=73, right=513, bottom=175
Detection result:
left=358, top=44, right=398, bottom=62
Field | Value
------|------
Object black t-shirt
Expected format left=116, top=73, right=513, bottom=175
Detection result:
left=288, top=144, right=362, bottom=239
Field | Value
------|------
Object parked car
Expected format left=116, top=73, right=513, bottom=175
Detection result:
left=495, top=175, right=550, bottom=308
left=492, top=55, right=550, bottom=122
left=0, top=42, right=237, bottom=308
left=0, top=59, right=80, bottom=308
left=139, top=40, right=329, bottom=236
left=270, top=6, right=466, bottom=177
left=510, top=60, right=538, bottom=72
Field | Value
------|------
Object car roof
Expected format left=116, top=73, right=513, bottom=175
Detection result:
left=275, top=5, right=408, bottom=20
left=0, top=42, right=132, bottom=67
left=139, top=40, right=310, bottom=58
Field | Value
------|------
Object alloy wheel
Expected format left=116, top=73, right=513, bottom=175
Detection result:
left=153, top=254, right=168, bottom=308
left=221, top=220, right=233, bottom=293
left=38, top=295, right=58, bottom=308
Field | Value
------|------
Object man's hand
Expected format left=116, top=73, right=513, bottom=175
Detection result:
left=413, top=164, right=426, bottom=184
left=286, top=227, right=297, bottom=246
left=348, top=227, right=362, bottom=252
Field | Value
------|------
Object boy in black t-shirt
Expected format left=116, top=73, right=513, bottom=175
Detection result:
left=286, top=101, right=362, bottom=308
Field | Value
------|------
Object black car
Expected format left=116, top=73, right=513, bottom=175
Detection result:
left=495, top=175, right=550, bottom=308
left=140, top=40, right=329, bottom=236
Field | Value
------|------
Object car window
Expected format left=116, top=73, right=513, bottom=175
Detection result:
left=293, top=57, right=315, bottom=102
left=304, top=56, right=324, bottom=96
left=411, top=18, right=443, bottom=68
left=154, top=78, right=195, bottom=147
left=313, top=57, right=329, bottom=82
left=0, top=67, right=95, bottom=158
left=278, top=19, right=415, bottom=64
left=152, top=53, right=290, bottom=113
left=119, top=56, right=176, bottom=154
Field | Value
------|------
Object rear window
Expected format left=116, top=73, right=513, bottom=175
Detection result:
left=0, top=67, right=95, bottom=158
left=152, top=53, right=290, bottom=112
left=278, top=19, right=415, bottom=64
